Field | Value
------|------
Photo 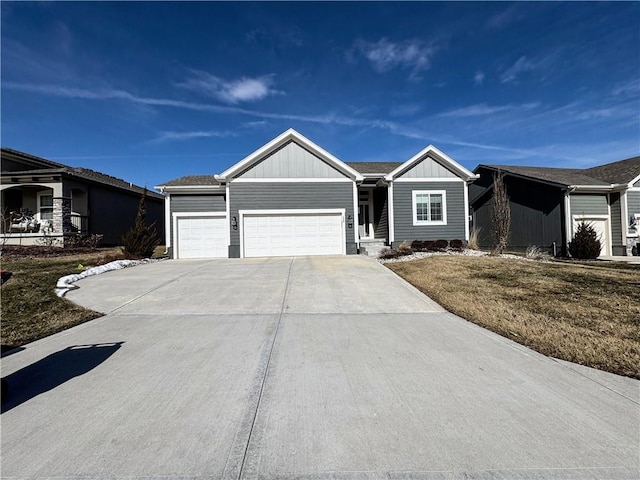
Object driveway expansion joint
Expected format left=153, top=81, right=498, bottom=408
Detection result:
left=222, top=257, right=295, bottom=480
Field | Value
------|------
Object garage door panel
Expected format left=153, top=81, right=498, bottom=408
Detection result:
left=572, top=218, right=610, bottom=257
left=177, top=216, right=227, bottom=259
left=243, top=213, right=344, bottom=258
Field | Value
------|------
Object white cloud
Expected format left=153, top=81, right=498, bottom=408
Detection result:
left=354, top=38, right=437, bottom=79
left=474, top=71, right=485, bottom=86
left=438, top=102, right=539, bottom=118
left=486, top=5, right=524, bottom=29
left=500, top=56, right=536, bottom=83
left=177, top=72, right=282, bottom=104
left=151, top=130, right=235, bottom=143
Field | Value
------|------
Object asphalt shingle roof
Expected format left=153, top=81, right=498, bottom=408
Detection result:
left=1, top=148, right=164, bottom=199
left=483, top=155, right=640, bottom=187
left=159, top=175, right=220, bottom=187
left=583, top=155, right=640, bottom=184
left=483, top=165, right=610, bottom=186
left=346, top=162, right=403, bottom=175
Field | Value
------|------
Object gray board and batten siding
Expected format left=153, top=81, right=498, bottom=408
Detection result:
left=628, top=190, right=640, bottom=216
left=237, top=141, right=345, bottom=179
left=228, top=182, right=356, bottom=257
left=470, top=170, right=566, bottom=253
left=392, top=181, right=466, bottom=246
left=609, top=193, right=624, bottom=254
left=373, top=187, right=389, bottom=240
left=569, top=194, right=609, bottom=217
left=398, top=156, right=459, bottom=179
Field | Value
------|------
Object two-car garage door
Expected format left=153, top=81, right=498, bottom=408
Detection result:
left=242, top=211, right=344, bottom=258
left=175, top=211, right=345, bottom=258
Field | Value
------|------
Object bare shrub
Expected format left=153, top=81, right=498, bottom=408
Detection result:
left=468, top=227, right=481, bottom=250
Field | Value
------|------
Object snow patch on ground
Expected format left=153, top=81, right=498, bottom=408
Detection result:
left=55, top=258, right=164, bottom=297
left=378, top=249, right=549, bottom=264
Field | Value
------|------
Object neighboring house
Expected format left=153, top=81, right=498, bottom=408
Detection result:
left=156, top=129, right=477, bottom=259
left=1, top=148, right=165, bottom=246
left=470, top=155, right=640, bottom=256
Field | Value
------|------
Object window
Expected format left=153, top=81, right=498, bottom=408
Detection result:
left=412, top=190, right=447, bottom=226
left=38, top=193, right=53, bottom=220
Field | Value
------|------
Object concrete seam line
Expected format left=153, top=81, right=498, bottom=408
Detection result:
left=221, top=257, right=295, bottom=480
left=105, top=260, right=218, bottom=315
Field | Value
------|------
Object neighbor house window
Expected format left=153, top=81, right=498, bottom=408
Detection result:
left=412, top=190, right=447, bottom=226
left=38, top=193, right=54, bottom=220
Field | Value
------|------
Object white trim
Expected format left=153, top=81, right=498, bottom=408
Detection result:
left=238, top=208, right=346, bottom=258
left=219, top=129, right=364, bottom=182
left=628, top=173, right=640, bottom=187
left=571, top=214, right=612, bottom=256
left=164, top=193, right=171, bottom=249
left=564, top=192, right=572, bottom=249
left=226, top=183, right=231, bottom=249
left=231, top=177, right=353, bottom=183
left=37, top=190, right=54, bottom=220
left=385, top=145, right=477, bottom=182
left=463, top=182, right=470, bottom=241
left=629, top=187, right=640, bottom=191
left=171, top=211, right=228, bottom=260
left=412, top=190, right=447, bottom=226
left=388, top=183, right=395, bottom=243
left=352, top=182, right=359, bottom=245
left=394, top=177, right=464, bottom=183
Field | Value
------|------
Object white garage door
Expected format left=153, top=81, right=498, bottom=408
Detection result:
left=176, top=216, right=227, bottom=259
left=242, top=212, right=344, bottom=258
left=572, top=217, right=610, bottom=257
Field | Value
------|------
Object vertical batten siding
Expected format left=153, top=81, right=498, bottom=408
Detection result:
left=392, top=181, right=466, bottom=241
left=237, top=141, right=344, bottom=179
left=373, top=187, right=389, bottom=240
left=400, top=157, right=458, bottom=179
left=570, top=194, right=609, bottom=216
left=628, top=191, right=640, bottom=217
left=610, top=193, right=623, bottom=248
left=169, top=194, right=227, bottom=243
left=229, top=182, right=355, bottom=256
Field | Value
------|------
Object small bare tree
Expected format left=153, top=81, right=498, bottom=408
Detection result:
left=491, top=171, right=510, bottom=255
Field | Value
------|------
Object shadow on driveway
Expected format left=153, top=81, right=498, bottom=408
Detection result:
left=1, top=342, right=124, bottom=413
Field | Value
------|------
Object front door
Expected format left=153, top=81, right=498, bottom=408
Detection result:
left=358, top=189, right=373, bottom=239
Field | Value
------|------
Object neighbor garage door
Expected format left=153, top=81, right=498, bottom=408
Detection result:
left=242, top=211, right=344, bottom=257
left=176, top=216, right=227, bottom=259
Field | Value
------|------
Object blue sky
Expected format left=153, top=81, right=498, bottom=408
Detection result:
left=2, top=1, right=639, bottom=191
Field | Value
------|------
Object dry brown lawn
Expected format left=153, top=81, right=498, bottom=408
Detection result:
left=0, top=248, right=129, bottom=352
left=388, top=256, right=640, bottom=379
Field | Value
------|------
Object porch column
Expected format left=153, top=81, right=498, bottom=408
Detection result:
left=53, top=196, right=72, bottom=234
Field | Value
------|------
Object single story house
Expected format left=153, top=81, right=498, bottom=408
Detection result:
left=1, top=148, right=165, bottom=246
left=156, top=129, right=477, bottom=259
left=469, top=155, right=640, bottom=256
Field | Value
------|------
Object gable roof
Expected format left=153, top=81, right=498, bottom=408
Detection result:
left=583, top=155, right=640, bottom=185
left=218, top=129, right=364, bottom=181
left=1, top=148, right=163, bottom=199
left=478, top=154, right=640, bottom=189
left=385, top=145, right=477, bottom=182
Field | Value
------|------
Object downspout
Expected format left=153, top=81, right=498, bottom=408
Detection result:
left=157, top=186, right=170, bottom=256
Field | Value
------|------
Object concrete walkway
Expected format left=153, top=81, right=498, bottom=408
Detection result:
left=1, top=256, right=638, bottom=479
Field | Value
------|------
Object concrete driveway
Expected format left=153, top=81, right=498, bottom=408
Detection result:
left=1, top=256, right=638, bottom=479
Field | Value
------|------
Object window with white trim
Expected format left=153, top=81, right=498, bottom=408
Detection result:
left=38, top=192, right=54, bottom=220
left=412, top=190, right=447, bottom=226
